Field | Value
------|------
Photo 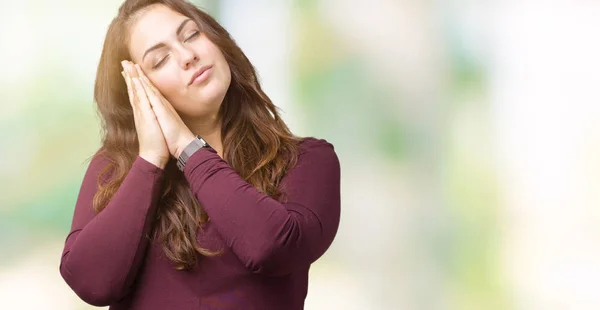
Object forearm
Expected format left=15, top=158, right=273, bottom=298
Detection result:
left=60, top=156, right=164, bottom=306
left=183, top=142, right=340, bottom=275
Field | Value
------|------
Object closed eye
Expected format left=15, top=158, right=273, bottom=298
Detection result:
left=152, top=31, right=200, bottom=69
left=153, top=55, right=170, bottom=69
left=184, top=31, right=200, bottom=42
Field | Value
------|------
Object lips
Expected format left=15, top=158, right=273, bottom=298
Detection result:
left=188, top=65, right=213, bottom=86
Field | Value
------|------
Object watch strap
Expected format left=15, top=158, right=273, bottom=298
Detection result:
left=177, top=136, right=210, bottom=171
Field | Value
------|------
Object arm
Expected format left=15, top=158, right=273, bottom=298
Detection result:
left=184, top=138, right=341, bottom=276
left=59, top=151, right=164, bottom=306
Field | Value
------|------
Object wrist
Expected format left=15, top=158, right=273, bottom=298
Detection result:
left=176, top=136, right=212, bottom=172
left=139, top=153, right=168, bottom=169
left=175, top=133, right=196, bottom=159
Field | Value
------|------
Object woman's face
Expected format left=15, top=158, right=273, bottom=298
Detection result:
left=126, top=4, right=231, bottom=119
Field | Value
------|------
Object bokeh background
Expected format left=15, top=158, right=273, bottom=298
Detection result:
left=1, top=0, right=600, bottom=309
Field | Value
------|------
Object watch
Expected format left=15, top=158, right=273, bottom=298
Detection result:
left=177, top=136, right=211, bottom=171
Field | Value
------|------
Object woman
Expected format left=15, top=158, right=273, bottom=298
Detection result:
left=58, top=0, right=341, bottom=309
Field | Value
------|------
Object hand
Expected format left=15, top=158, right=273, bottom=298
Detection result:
left=121, top=61, right=169, bottom=169
left=125, top=62, right=196, bottom=159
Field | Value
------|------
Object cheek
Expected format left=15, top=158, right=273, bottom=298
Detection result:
left=222, top=62, right=231, bottom=84
left=150, top=75, right=188, bottom=113
left=152, top=75, right=181, bottom=102
left=212, top=51, right=231, bottom=85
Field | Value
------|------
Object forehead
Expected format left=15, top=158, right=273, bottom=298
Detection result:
left=127, top=4, right=190, bottom=61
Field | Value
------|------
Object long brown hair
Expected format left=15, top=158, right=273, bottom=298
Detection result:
left=92, top=0, right=301, bottom=270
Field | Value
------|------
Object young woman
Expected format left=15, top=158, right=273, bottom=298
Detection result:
left=58, top=0, right=341, bottom=309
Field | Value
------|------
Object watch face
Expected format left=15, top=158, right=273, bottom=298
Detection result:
left=197, top=137, right=208, bottom=147
left=197, top=137, right=210, bottom=148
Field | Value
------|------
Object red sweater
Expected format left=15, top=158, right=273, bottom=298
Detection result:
left=59, top=137, right=340, bottom=309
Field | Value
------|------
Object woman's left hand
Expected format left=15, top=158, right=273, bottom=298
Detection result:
left=127, top=62, right=196, bottom=159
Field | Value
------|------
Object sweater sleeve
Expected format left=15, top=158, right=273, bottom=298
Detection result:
left=59, top=151, right=165, bottom=306
left=183, top=138, right=341, bottom=276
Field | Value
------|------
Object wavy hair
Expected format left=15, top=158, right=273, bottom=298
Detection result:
left=92, top=0, right=301, bottom=270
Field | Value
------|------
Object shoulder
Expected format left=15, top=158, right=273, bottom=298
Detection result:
left=280, top=137, right=340, bottom=196
left=85, top=147, right=112, bottom=171
left=295, top=137, right=339, bottom=167
left=298, top=137, right=335, bottom=152
left=80, top=147, right=116, bottom=184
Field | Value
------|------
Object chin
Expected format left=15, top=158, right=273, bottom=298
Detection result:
left=181, top=74, right=230, bottom=115
left=201, top=79, right=229, bottom=104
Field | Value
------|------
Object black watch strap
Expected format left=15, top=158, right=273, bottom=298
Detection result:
left=177, top=136, right=210, bottom=171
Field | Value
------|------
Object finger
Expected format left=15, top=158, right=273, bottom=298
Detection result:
left=139, top=74, right=171, bottom=119
left=133, top=66, right=179, bottom=116
left=123, top=73, right=144, bottom=133
left=122, top=71, right=137, bottom=112
left=140, top=74, right=161, bottom=98
left=121, top=71, right=135, bottom=110
left=134, top=65, right=171, bottom=110
left=128, top=62, right=143, bottom=78
left=139, top=75, right=166, bottom=103
left=131, top=77, right=156, bottom=120
left=134, top=63, right=144, bottom=78
left=121, top=70, right=130, bottom=102
left=134, top=65, right=159, bottom=94
left=121, top=60, right=137, bottom=78
left=138, top=75, right=181, bottom=126
left=133, top=64, right=168, bottom=103
left=138, top=73, right=180, bottom=117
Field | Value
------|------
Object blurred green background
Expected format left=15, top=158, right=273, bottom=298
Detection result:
left=1, top=0, right=600, bottom=309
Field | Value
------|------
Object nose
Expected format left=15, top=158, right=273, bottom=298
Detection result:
left=178, top=46, right=199, bottom=70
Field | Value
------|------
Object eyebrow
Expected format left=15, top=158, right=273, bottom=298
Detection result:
left=141, top=18, right=193, bottom=62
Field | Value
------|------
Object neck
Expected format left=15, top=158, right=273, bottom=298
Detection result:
left=183, top=113, right=223, bottom=158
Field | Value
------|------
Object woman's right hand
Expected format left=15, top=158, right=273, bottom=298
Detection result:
left=121, top=60, right=170, bottom=169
